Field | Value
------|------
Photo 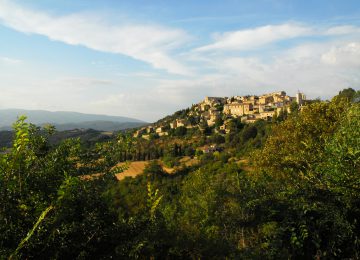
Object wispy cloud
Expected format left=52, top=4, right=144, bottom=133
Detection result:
left=172, top=15, right=246, bottom=23
left=0, top=0, right=191, bottom=75
left=195, top=23, right=313, bottom=52
left=0, top=56, right=22, bottom=64
left=325, top=25, right=360, bottom=36
left=49, top=77, right=114, bottom=92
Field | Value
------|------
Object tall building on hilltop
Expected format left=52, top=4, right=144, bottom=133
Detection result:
left=296, top=92, right=306, bottom=105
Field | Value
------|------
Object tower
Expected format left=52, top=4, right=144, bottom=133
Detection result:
left=296, top=92, right=305, bottom=105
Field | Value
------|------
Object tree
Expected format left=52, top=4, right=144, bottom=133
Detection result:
left=174, top=126, right=187, bottom=136
left=187, top=115, right=198, bottom=125
left=0, top=117, right=124, bottom=258
left=253, top=98, right=350, bottom=178
left=170, top=162, right=246, bottom=257
left=249, top=99, right=359, bottom=258
left=290, top=101, right=299, bottom=113
left=337, top=87, right=357, bottom=101
left=210, top=133, right=225, bottom=144
left=320, top=103, right=360, bottom=196
left=242, top=125, right=257, bottom=142
left=184, top=146, right=195, bottom=157
left=214, top=117, right=224, bottom=128
left=144, top=160, right=166, bottom=177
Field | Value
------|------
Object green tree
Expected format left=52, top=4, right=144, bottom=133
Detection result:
left=320, top=104, right=360, bottom=196
left=249, top=99, right=359, bottom=258
left=290, top=101, right=299, bottom=113
left=174, top=126, right=187, bottom=136
left=337, top=87, right=357, bottom=101
left=242, top=125, right=257, bottom=142
left=0, top=117, right=123, bottom=258
left=214, top=117, right=224, bottom=128
left=253, top=98, right=350, bottom=179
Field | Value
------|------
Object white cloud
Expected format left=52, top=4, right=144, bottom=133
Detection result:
left=195, top=23, right=313, bottom=52
left=0, top=56, right=22, bottom=64
left=194, top=23, right=360, bottom=53
left=196, top=40, right=360, bottom=98
left=325, top=25, right=360, bottom=36
left=187, top=24, right=360, bottom=100
left=321, top=42, right=360, bottom=66
left=0, top=0, right=191, bottom=75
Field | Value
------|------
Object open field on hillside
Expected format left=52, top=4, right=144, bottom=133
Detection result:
left=179, top=156, right=199, bottom=167
left=115, top=156, right=200, bottom=180
left=115, top=161, right=149, bottom=181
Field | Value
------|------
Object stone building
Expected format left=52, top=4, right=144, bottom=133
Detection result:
left=296, top=92, right=306, bottom=106
left=224, top=102, right=254, bottom=116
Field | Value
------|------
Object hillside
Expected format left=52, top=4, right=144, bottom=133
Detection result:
left=133, top=90, right=308, bottom=139
left=0, top=128, right=114, bottom=148
left=51, top=121, right=145, bottom=132
left=0, top=109, right=147, bottom=131
left=0, top=88, right=359, bottom=259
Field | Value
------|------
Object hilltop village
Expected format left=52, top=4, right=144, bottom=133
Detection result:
left=134, top=91, right=306, bottom=139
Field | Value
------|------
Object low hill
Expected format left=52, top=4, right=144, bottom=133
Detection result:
left=0, top=128, right=115, bottom=148
left=52, top=121, right=145, bottom=132
left=0, top=109, right=147, bottom=131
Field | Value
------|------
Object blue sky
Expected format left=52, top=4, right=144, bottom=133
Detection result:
left=0, top=0, right=359, bottom=121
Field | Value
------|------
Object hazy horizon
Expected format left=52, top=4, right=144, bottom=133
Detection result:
left=0, top=0, right=359, bottom=121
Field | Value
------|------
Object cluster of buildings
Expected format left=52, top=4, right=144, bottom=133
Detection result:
left=134, top=91, right=306, bottom=138
left=222, top=91, right=306, bottom=124
left=133, top=125, right=167, bottom=139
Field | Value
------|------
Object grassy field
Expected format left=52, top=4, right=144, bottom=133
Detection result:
left=115, top=156, right=200, bottom=180
left=179, top=156, right=198, bottom=167
left=115, top=161, right=150, bottom=181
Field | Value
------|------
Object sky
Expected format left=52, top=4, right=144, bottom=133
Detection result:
left=0, top=0, right=359, bottom=122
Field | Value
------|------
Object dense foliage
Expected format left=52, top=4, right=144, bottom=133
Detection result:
left=0, top=90, right=359, bottom=259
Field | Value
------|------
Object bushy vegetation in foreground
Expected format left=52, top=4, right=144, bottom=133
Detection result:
left=0, top=91, right=359, bottom=259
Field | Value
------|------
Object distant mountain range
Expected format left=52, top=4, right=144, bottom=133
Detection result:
left=0, top=109, right=147, bottom=131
